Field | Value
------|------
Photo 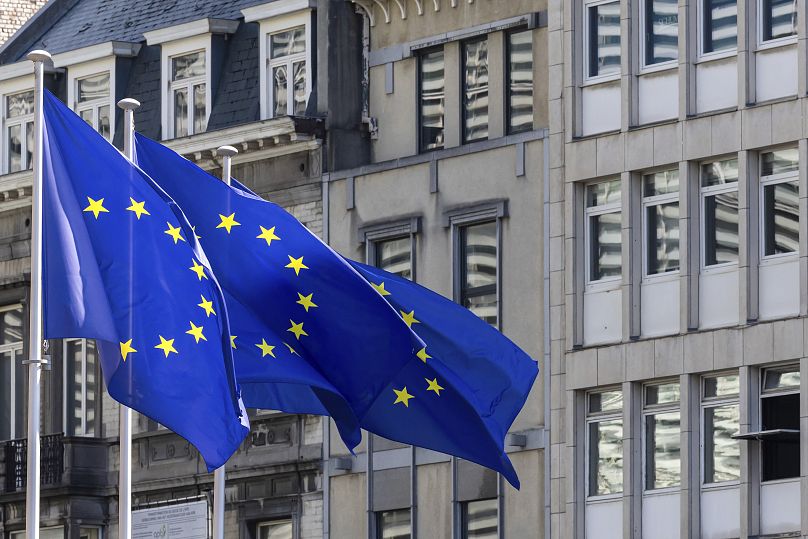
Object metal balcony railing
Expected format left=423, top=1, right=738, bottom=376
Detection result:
left=3, top=433, right=64, bottom=493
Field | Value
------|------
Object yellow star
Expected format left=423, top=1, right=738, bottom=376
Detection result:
left=191, top=225, right=201, bottom=240
left=189, top=259, right=207, bottom=280
left=164, top=222, right=186, bottom=244
left=216, top=213, right=241, bottom=234
left=83, top=197, right=109, bottom=219
left=119, top=339, right=136, bottom=362
left=256, top=339, right=276, bottom=358
left=283, top=342, right=299, bottom=356
left=257, top=226, right=281, bottom=246
left=125, top=197, right=150, bottom=219
left=393, top=387, right=414, bottom=407
left=296, top=292, right=318, bottom=312
left=155, top=336, right=178, bottom=357
left=185, top=321, right=207, bottom=343
left=285, top=255, right=309, bottom=276
left=230, top=335, right=237, bottom=349
left=400, top=309, right=420, bottom=328
left=198, top=295, right=216, bottom=317
left=417, top=347, right=431, bottom=363
left=287, top=320, right=308, bottom=340
left=426, top=378, right=444, bottom=396
left=371, top=281, right=391, bottom=296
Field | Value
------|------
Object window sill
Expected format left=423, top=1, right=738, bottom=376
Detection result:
left=701, top=480, right=740, bottom=491
left=642, top=486, right=680, bottom=497
left=756, top=37, right=797, bottom=53
left=760, top=252, right=798, bottom=267
left=585, top=278, right=622, bottom=294
left=638, top=62, right=677, bottom=76
left=700, top=262, right=738, bottom=276
left=642, top=271, right=680, bottom=285
left=585, top=492, right=623, bottom=503
left=695, top=50, right=737, bottom=65
left=581, top=74, right=621, bottom=88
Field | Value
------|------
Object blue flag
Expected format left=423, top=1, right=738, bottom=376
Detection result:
left=133, top=133, right=424, bottom=449
left=348, top=262, right=538, bottom=488
left=41, top=90, right=248, bottom=470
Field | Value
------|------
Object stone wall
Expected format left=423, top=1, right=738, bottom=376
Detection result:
left=0, top=0, right=46, bottom=46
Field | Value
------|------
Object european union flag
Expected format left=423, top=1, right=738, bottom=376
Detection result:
left=349, top=261, right=538, bottom=488
left=41, top=90, right=249, bottom=470
left=133, top=133, right=424, bottom=449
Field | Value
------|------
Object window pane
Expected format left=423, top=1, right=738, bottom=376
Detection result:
left=461, top=222, right=497, bottom=326
left=589, top=390, right=623, bottom=412
left=763, top=180, right=799, bottom=256
left=25, top=121, right=32, bottom=171
left=704, top=374, right=740, bottom=397
left=174, top=87, right=188, bottom=138
left=258, top=521, right=293, bottom=539
left=464, top=292, right=498, bottom=326
left=587, top=179, right=622, bottom=207
left=0, top=307, right=22, bottom=344
left=643, top=169, right=679, bottom=196
left=273, top=65, right=289, bottom=117
left=271, top=27, right=306, bottom=58
left=420, top=49, right=445, bottom=151
left=66, top=339, right=84, bottom=436
left=508, top=30, right=534, bottom=133
left=6, top=90, right=33, bottom=117
left=79, top=108, right=94, bottom=127
left=293, top=61, right=307, bottom=115
left=703, top=191, right=739, bottom=266
left=77, top=72, right=109, bottom=103
left=763, top=367, right=800, bottom=390
left=701, top=159, right=739, bottom=187
left=193, top=84, right=206, bottom=135
left=7, top=124, right=21, bottom=173
left=377, top=508, right=411, bottom=539
left=375, top=237, right=412, bottom=279
left=704, top=404, right=740, bottom=483
left=762, top=0, right=797, bottom=41
left=589, top=419, right=624, bottom=495
left=463, top=499, right=498, bottom=538
left=463, top=38, right=489, bottom=142
left=646, top=202, right=680, bottom=274
left=85, top=340, right=97, bottom=436
left=588, top=1, right=621, bottom=77
left=703, top=0, right=738, bottom=53
left=761, top=393, right=800, bottom=481
left=645, top=0, right=679, bottom=64
left=645, top=411, right=681, bottom=489
left=645, top=382, right=680, bottom=405
left=0, top=351, right=11, bottom=440
left=79, top=529, right=100, bottom=539
left=761, top=148, right=799, bottom=176
left=98, top=105, right=111, bottom=140
left=172, top=51, right=205, bottom=81
left=589, top=211, right=622, bottom=280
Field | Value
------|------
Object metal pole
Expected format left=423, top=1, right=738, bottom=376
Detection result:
left=213, top=145, right=237, bottom=539
left=25, top=48, right=50, bottom=539
left=117, top=97, right=140, bottom=539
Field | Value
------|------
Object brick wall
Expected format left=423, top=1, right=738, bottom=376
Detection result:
left=0, top=0, right=46, bottom=46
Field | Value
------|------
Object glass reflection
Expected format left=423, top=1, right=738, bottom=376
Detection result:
left=645, top=0, right=678, bottom=64
left=646, top=382, right=680, bottom=405
left=375, top=237, right=412, bottom=280
left=643, top=170, right=679, bottom=196
left=77, top=73, right=109, bottom=103
left=258, top=521, right=292, bottom=539
left=0, top=351, right=11, bottom=440
left=704, top=404, right=740, bottom=483
left=461, top=221, right=497, bottom=326
left=646, top=411, right=681, bottom=489
left=378, top=508, right=411, bottom=539
left=588, top=1, right=621, bottom=77
left=761, top=148, right=798, bottom=176
left=704, top=374, right=739, bottom=397
left=293, top=61, right=307, bottom=115
left=173, top=87, right=188, bottom=138
left=193, top=84, right=206, bottom=134
left=704, top=191, right=738, bottom=266
left=590, top=211, right=622, bottom=280
left=464, top=499, right=498, bottom=539
left=762, top=0, right=797, bottom=40
left=589, top=419, right=624, bottom=495
left=703, top=0, right=738, bottom=53
left=590, top=390, right=624, bottom=412
left=763, top=180, right=799, bottom=255
left=7, top=124, right=21, bottom=173
left=420, top=49, right=445, bottom=151
left=271, top=27, right=306, bottom=58
left=763, top=368, right=800, bottom=390
left=463, top=39, right=489, bottom=142
left=701, top=159, right=739, bottom=187
left=508, top=30, right=533, bottom=133
left=6, top=91, right=33, bottom=117
left=274, top=65, right=289, bottom=117
left=647, top=202, right=680, bottom=274
left=587, top=179, right=622, bottom=206
left=171, top=51, right=205, bottom=81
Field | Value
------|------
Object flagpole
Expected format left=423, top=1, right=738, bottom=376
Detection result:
left=212, top=145, right=237, bottom=539
left=25, top=48, right=50, bottom=539
left=117, top=97, right=140, bottom=539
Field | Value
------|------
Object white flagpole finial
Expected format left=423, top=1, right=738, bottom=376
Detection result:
left=216, top=145, right=238, bottom=158
left=26, top=50, right=51, bottom=62
left=117, top=98, right=141, bottom=111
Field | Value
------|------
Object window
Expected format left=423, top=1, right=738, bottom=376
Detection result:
left=0, top=305, right=23, bottom=441
left=701, top=158, right=739, bottom=267
left=64, top=339, right=99, bottom=437
left=760, top=366, right=800, bottom=481
left=461, top=498, right=498, bottom=539
left=5, top=90, right=33, bottom=173
left=643, top=0, right=679, bottom=65
left=702, top=0, right=738, bottom=54
left=507, top=30, right=534, bottom=134
left=462, top=38, right=489, bottom=143
left=80, top=528, right=101, bottom=539
left=459, top=221, right=498, bottom=326
left=585, top=0, right=621, bottom=78
left=419, top=48, right=445, bottom=151
left=760, top=148, right=799, bottom=257
left=269, top=26, right=308, bottom=117
left=376, top=508, right=411, bottom=539
left=760, top=0, right=797, bottom=42
left=373, top=236, right=413, bottom=280
left=587, top=389, right=623, bottom=496
left=643, top=170, right=680, bottom=275
left=586, top=179, right=622, bottom=282
left=702, top=374, right=740, bottom=484
left=257, top=520, right=292, bottom=539
left=76, top=72, right=111, bottom=140
left=169, top=50, right=206, bottom=138
left=11, top=528, right=64, bottom=539
left=644, top=382, right=681, bottom=490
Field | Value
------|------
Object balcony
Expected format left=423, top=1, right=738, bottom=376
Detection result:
left=0, top=434, right=108, bottom=495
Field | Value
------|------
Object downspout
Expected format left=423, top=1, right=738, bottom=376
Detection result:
left=543, top=134, right=552, bottom=539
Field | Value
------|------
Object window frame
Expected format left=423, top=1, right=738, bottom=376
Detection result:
left=158, top=35, right=212, bottom=140
left=361, top=217, right=420, bottom=282
left=700, top=372, right=741, bottom=488
left=584, top=179, right=623, bottom=288
left=758, top=365, right=800, bottom=483
left=460, top=36, right=490, bottom=144
left=66, top=57, right=116, bottom=142
left=642, top=380, right=681, bottom=493
left=698, top=0, right=739, bottom=59
left=641, top=169, right=680, bottom=280
left=583, top=0, right=622, bottom=84
left=756, top=0, right=798, bottom=48
left=374, top=507, right=412, bottom=539
left=454, top=219, right=500, bottom=329
left=168, top=49, right=207, bottom=138
left=460, top=497, right=499, bottom=539
left=2, top=87, right=34, bottom=175
left=699, top=157, right=740, bottom=272
left=256, top=518, right=293, bottom=539
left=0, top=303, right=23, bottom=442
left=62, top=338, right=101, bottom=438
left=585, top=388, right=624, bottom=500
left=418, top=46, right=446, bottom=153
left=639, top=0, right=680, bottom=71
left=505, top=28, right=535, bottom=134
left=759, top=146, right=799, bottom=262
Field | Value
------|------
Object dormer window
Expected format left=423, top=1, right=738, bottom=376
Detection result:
left=76, top=73, right=111, bottom=140
left=5, top=90, right=33, bottom=173
left=269, top=26, right=307, bottom=117
left=170, top=51, right=207, bottom=137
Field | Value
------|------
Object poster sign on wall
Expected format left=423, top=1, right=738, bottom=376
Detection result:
left=133, top=500, right=210, bottom=539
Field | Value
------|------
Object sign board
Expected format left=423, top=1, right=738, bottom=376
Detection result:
left=133, top=500, right=209, bottom=539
